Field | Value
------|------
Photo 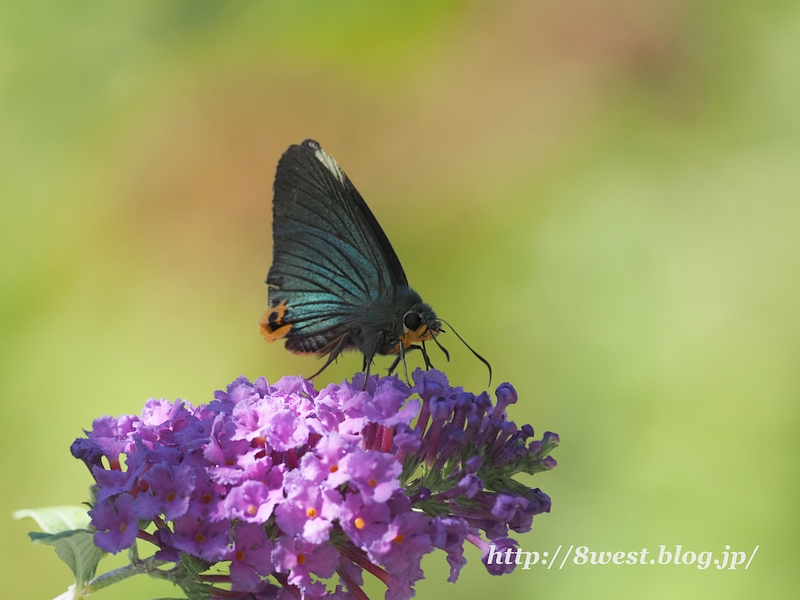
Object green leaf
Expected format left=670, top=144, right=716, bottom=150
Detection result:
left=13, top=505, right=91, bottom=534
left=29, top=529, right=105, bottom=588
left=160, top=554, right=213, bottom=599
left=179, top=553, right=212, bottom=580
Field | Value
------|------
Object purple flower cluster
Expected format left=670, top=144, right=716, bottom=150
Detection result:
left=72, top=370, right=558, bottom=600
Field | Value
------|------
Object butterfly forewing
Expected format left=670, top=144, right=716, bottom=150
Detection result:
left=265, top=140, right=407, bottom=348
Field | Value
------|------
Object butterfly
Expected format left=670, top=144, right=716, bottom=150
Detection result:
left=260, top=139, right=490, bottom=383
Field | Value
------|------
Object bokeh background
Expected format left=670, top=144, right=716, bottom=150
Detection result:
left=2, top=1, right=798, bottom=598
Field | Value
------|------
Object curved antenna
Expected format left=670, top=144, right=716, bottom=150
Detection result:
left=440, top=319, right=492, bottom=386
left=431, top=334, right=450, bottom=362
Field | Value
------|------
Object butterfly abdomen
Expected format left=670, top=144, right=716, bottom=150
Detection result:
left=285, top=332, right=349, bottom=356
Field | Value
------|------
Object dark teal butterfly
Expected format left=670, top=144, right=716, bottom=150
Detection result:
left=260, top=139, right=490, bottom=382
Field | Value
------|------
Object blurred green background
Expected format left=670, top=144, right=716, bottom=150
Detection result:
left=2, top=1, right=798, bottom=598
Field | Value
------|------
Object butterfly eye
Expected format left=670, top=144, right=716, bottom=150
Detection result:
left=403, top=312, right=422, bottom=332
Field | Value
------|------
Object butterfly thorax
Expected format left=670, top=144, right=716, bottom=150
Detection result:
left=345, top=285, right=440, bottom=358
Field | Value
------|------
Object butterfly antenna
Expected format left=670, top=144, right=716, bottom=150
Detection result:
left=431, top=334, right=450, bottom=362
left=440, top=319, right=492, bottom=386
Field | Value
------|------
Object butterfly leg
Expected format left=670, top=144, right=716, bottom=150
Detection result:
left=360, top=331, right=386, bottom=390
left=362, top=353, right=372, bottom=375
left=420, top=341, right=434, bottom=370
left=387, top=344, right=434, bottom=377
left=387, top=354, right=402, bottom=376
left=308, top=333, right=350, bottom=380
left=361, top=354, right=374, bottom=391
left=398, top=343, right=410, bottom=385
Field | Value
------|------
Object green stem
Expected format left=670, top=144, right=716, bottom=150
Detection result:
left=78, top=556, right=168, bottom=597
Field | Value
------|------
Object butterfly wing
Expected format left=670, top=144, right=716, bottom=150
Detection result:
left=262, top=139, right=407, bottom=355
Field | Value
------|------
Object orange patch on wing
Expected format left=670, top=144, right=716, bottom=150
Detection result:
left=259, top=300, right=292, bottom=343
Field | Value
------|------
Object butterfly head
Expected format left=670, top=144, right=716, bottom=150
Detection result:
left=399, top=303, right=440, bottom=349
